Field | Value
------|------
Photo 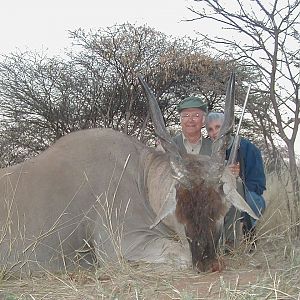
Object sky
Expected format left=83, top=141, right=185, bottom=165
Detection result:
left=1, top=0, right=198, bottom=55
left=1, top=0, right=299, bottom=155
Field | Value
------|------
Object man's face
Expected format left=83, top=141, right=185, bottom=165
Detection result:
left=207, top=120, right=222, bottom=141
left=180, top=108, right=205, bottom=136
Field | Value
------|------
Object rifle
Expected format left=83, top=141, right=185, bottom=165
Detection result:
left=226, top=85, right=251, bottom=165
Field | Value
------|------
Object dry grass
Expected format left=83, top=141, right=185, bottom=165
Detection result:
left=258, top=171, right=293, bottom=237
left=1, top=241, right=299, bottom=300
left=1, top=172, right=300, bottom=299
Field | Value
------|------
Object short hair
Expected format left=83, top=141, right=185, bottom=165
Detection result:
left=205, top=112, right=224, bottom=130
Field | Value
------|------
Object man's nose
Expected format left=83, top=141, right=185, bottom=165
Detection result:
left=186, top=118, right=196, bottom=123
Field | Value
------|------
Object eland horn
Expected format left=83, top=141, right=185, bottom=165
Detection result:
left=211, top=71, right=236, bottom=164
left=138, top=75, right=182, bottom=157
left=138, top=75, right=192, bottom=189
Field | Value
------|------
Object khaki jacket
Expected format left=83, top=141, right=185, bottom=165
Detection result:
left=172, top=133, right=212, bottom=156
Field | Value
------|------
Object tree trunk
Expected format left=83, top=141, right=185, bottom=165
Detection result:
left=287, top=141, right=300, bottom=236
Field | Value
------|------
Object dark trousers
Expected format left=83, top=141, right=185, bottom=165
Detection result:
left=222, top=178, right=244, bottom=247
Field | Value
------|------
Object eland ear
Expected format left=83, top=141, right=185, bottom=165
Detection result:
left=222, top=168, right=259, bottom=220
left=150, top=181, right=177, bottom=229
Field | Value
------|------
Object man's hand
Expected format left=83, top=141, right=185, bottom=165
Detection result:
left=228, top=162, right=240, bottom=177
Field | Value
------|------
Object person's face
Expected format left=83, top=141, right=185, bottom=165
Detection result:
left=207, top=120, right=222, bottom=141
left=180, top=108, right=205, bottom=136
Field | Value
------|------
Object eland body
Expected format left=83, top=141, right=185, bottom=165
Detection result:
left=0, top=74, right=257, bottom=275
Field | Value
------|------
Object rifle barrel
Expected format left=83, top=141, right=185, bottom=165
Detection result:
left=227, top=85, right=251, bottom=166
left=236, top=85, right=251, bottom=138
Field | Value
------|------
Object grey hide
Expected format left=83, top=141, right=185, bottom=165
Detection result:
left=0, top=128, right=191, bottom=275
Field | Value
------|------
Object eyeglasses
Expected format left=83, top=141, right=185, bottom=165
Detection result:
left=180, top=113, right=202, bottom=121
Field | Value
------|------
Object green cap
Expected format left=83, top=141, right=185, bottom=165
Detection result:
left=176, top=96, right=207, bottom=113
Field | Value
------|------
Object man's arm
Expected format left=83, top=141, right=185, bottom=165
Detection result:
left=241, top=139, right=266, bottom=195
